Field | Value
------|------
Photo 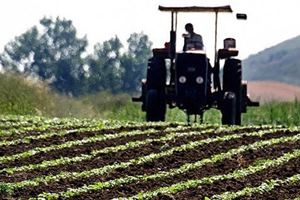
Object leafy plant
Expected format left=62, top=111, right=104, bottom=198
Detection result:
left=0, top=182, right=13, bottom=195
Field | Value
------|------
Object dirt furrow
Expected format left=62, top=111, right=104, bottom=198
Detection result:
left=0, top=127, right=221, bottom=180
left=0, top=125, right=175, bottom=156
left=172, top=155, right=300, bottom=199
left=10, top=130, right=299, bottom=199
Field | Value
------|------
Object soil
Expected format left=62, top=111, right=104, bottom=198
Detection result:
left=1, top=123, right=300, bottom=200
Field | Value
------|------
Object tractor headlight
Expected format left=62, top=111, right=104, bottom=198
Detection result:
left=179, top=76, right=186, bottom=83
left=196, top=76, right=204, bottom=84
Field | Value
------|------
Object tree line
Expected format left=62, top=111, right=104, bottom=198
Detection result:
left=0, top=17, right=153, bottom=96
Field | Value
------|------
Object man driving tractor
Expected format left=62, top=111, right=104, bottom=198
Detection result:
left=182, top=23, right=204, bottom=51
left=132, top=5, right=259, bottom=125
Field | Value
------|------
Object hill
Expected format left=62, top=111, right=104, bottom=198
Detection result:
left=243, top=35, right=300, bottom=86
left=247, top=81, right=300, bottom=102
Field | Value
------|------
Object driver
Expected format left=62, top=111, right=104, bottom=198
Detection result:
left=182, top=23, right=204, bottom=51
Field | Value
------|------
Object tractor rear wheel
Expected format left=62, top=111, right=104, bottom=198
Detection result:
left=223, top=58, right=242, bottom=125
left=146, top=89, right=166, bottom=121
left=221, top=92, right=236, bottom=125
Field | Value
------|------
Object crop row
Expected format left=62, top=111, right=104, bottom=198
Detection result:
left=0, top=126, right=203, bottom=174
left=113, top=149, right=300, bottom=200
left=0, top=117, right=152, bottom=139
left=0, top=124, right=203, bottom=164
left=0, top=115, right=95, bottom=130
left=1, top=116, right=299, bottom=199
left=0, top=123, right=260, bottom=165
left=24, top=128, right=300, bottom=199
left=0, top=125, right=281, bottom=174
left=209, top=173, right=300, bottom=199
left=4, top=127, right=249, bottom=187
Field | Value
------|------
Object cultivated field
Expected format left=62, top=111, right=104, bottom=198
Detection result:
left=0, top=115, right=300, bottom=200
left=248, top=81, right=300, bottom=102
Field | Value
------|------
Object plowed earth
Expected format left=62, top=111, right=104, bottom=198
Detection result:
left=0, top=120, right=300, bottom=200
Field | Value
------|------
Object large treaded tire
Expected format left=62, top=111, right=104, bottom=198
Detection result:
left=146, top=89, right=166, bottom=122
left=223, top=58, right=242, bottom=125
left=221, top=92, right=236, bottom=125
left=146, top=57, right=166, bottom=91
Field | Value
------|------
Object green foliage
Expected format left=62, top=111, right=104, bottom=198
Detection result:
left=87, top=36, right=123, bottom=93
left=0, top=73, right=95, bottom=118
left=242, top=99, right=300, bottom=126
left=1, top=71, right=300, bottom=126
left=0, top=17, right=88, bottom=96
left=0, top=182, right=13, bottom=195
left=83, top=91, right=145, bottom=121
left=243, top=35, right=300, bottom=86
left=87, top=32, right=152, bottom=94
left=121, top=33, right=152, bottom=92
left=0, top=16, right=152, bottom=96
left=17, top=125, right=290, bottom=199
left=0, top=73, right=44, bottom=115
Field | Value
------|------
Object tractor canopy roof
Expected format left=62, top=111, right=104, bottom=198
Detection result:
left=158, top=5, right=233, bottom=13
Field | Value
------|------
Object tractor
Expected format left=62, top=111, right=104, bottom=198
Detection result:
left=132, top=5, right=259, bottom=125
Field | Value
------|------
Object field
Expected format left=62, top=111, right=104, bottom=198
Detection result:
left=247, top=81, right=300, bottom=102
left=0, top=116, right=300, bottom=200
left=2, top=73, right=300, bottom=125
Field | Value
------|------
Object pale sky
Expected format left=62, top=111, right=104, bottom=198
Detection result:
left=1, top=0, right=300, bottom=60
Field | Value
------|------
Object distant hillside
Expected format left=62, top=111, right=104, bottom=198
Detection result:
left=243, top=35, right=300, bottom=86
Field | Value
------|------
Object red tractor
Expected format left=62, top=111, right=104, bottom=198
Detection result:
left=133, top=5, right=259, bottom=125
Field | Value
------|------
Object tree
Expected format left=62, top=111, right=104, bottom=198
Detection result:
left=87, top=36, right=123, bottom=93
left=0, top=16, right=153, bottom=95
left=87, top=33, right=152, bottom=94
left=0, top=17, right=88, bottom=96
left=120, top=32, right=152, bottom=93
left=0, top=26, right=40, bottom=74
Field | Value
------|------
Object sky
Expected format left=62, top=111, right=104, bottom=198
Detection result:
left=1, top=0, right=300, bottom=60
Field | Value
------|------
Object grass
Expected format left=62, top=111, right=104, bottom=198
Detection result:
left=242, top=99, right=300, bottom=126
left=0, top=73, right=95, bottom=119
left=0, top=72, right=300, bottom=126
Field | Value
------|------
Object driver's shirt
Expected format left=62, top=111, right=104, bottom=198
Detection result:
left=183, top=33, right=204, bottom=51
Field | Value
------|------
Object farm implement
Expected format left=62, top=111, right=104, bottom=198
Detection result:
left=133, top=5, right=259, bottom=125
